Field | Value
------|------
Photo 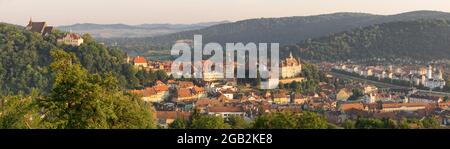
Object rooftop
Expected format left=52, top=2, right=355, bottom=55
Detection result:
left=133, top=56, right=147, bottom=64
left=208, top=106, right=244, bottom=113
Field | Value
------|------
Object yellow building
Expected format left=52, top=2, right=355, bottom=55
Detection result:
left=336, top=88, right=351, bottom=101
left=280, top=52, right=302, bottom=78
left=273, top=91, right=290, bottom=104
left=57, top=33, right=84, bottom=46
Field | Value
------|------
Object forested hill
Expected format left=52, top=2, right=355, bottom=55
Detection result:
left=284, top=19, right=450, bottom=62
left=167, top=10, right=450, bottom=46
left=102, top=10, right=450, bottom=59
left=0, top=23, right=147, bottom=94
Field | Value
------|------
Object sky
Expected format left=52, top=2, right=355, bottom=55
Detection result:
left=1, top=0, right=450, bottom=26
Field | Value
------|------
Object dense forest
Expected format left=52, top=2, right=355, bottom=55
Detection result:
left=285, top=19, right=450, bottom=61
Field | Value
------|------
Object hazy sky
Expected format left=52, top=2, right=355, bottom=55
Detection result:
left=1, top=0, right=450, bottom=25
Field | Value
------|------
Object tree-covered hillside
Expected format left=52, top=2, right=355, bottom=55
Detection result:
left=285, top=19, right=450, bottom=61
left=0, top=23, right=159, bottom=94
left=0, top=23, right=161, bottom=129
left=0, top=23, right=55, bottom=94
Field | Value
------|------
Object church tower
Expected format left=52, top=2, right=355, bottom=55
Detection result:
left=26, top=17, right=33, bottom=30
left=437, top=69, right=443, bottom=80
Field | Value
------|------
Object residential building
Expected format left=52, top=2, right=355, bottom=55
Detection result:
left=408, top=94, right=443, bottom=104
left=192, top=86, right=207, bottom=98
left=381, top=103, right=428, bottom=112
left=291, top=93, right=309, bottom=104
left=57, top=33, right=84, bottom=46
left=207, top=106, right=245, bottom=119
left=195, top=98, right=223, bottom=110
left=129, top=85, right=169, bottom=103
left=175, top=88, right=197, bottom=102
left=273, top=91, right=290, bottom=105
left=156, top=111, right=191, bottom=128
left=133, top=56, right=148, bottom=68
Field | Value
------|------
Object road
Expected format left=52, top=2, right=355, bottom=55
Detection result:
left=329, top=71, right=450, bottom=97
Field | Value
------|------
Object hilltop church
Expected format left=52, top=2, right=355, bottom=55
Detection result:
left=25, top=18, right=54, bottom=36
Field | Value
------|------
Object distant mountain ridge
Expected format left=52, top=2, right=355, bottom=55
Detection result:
left=58, top=21, right=229, bottom=38
left=138, top=10, right=450, bottom=46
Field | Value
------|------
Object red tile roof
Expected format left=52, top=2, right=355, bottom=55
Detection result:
left=177, top=88, right=193, bottom=98
left=178, top=81, right=194, bottom=88
left=196, top=98, right=223, bottom=107
left=156, top=80, right=164, bottom=85
left=193, top=86, right=204, bottom=93
left=143, top=87, right=157, bottom=97
left=382, top=103, right=428, bottom=109
left=154, top=85, right=169, bottom=92
left=130, top=86, right=167, bottom=97
left=156, top=111, right=191, bottom=120
left=167, top=80, right=175, bottom=84
left=340, top=102, right=365, bottom=111
left=134, top=56, right=147, bottom=64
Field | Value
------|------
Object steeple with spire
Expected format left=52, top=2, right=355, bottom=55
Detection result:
left=26, top=17, right=33, bottom=29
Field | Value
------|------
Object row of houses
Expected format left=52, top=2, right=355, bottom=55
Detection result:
left=334, top=64, right=446, bottom=89
left=339, top=93, right=447, bottom=113
left=129, top=81, right=170, bottom=102
left=131, top=79, right=325, bottom=105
